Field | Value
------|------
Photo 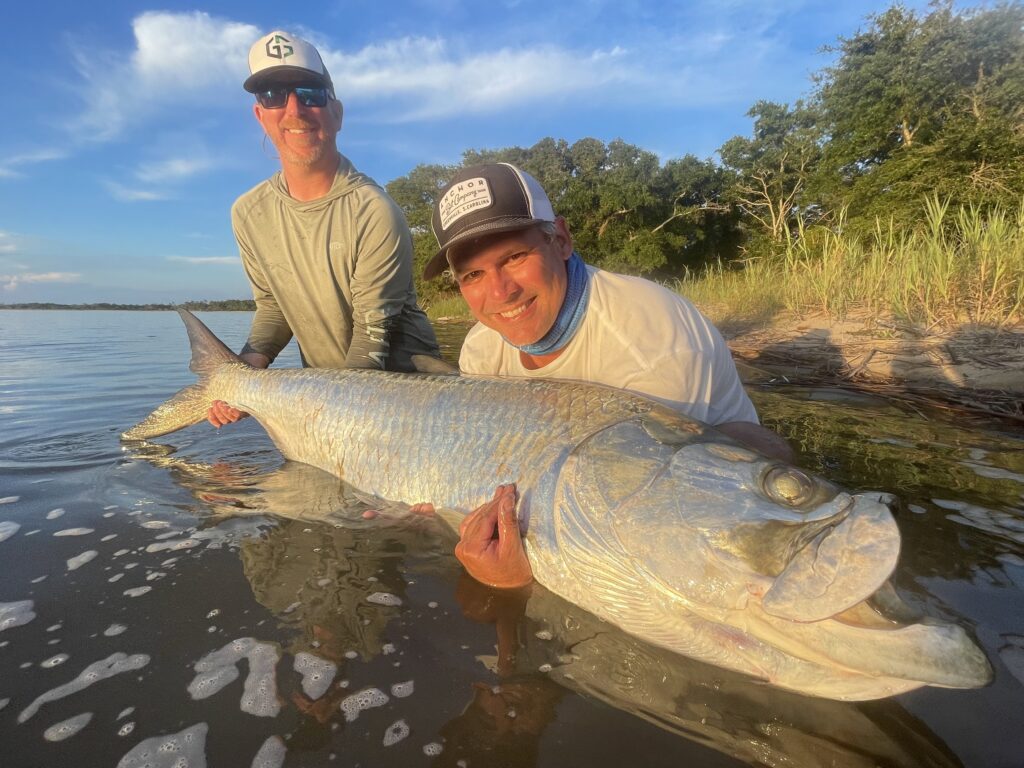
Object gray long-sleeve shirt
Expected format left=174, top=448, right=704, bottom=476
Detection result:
left=231, top=155, right=440, bottom=370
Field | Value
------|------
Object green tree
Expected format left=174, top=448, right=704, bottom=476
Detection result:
left=719, top=100, right=823, bottom=244
left=388, top=138, right=742, bottom=300
left=386, top=163, right=456, bottom=304
left=815, top=1, right=1024, bottom=226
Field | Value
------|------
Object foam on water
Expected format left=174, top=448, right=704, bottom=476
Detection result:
left=41, top=653, right=69, bottom=668
left=251, top=735, right=286, bottom=768
left=0, top=496, right=19, bottom=504
left=105, top=624, right=128, bottom=637
left=0, top=600, right=36, bottom=632
left=390, top=680, right=414, bottom=698
left=118, top=721, right=136, bottom=737
left=53, top=528, right=95, bottom=537
left=383, top=719, right=410, bottom=746
left=0, top=521, right=21, bottom=542
left=18, top=652, right=150, bottom=723
left=423, top=742, right=443, bottom=756
left=241, top=643, right=281, bottom=717
left=117, top=722, right=208, bottom=768
left=67, top=550, right=98, bottom=571
left=188, top=638, right=281, bottom=717
left=46, top=508, right=66, bottom=520
left=340, top=687, right=389, bottom=722
left=0, top=698, right=9, bottom=711
left=43, top=712, right=93, bottom=742
left=187, top=661, right=240, bottom=700
left=366, top=592, right=402, bottom=606
left=294, top=652, right=337, bottom=700
left=123, top=587, right=152, bottom=598
left=145, top=538, right=201, bottom=554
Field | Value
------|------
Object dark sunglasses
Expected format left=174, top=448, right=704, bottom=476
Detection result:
left=255, top=85, right=330, bottom=109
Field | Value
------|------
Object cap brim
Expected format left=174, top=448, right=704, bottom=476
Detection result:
left=244, top=66, right=331, bottom=93
left=423, top=217, right=547, bottom=281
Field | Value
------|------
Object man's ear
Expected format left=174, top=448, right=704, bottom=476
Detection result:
left=554, top=216, right=574, bottom=258
left=252, top=102, right=263, bottom=123
left=332, top=99, right=344, bottom=130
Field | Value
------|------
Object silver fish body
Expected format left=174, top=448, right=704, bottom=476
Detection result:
left=124, top=310, right=992, bottom=700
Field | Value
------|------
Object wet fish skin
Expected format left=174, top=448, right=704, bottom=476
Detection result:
left=123, top=309, right=992, bottom=700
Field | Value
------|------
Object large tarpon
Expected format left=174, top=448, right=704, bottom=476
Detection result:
left=123, top=309, right=992, bottom=700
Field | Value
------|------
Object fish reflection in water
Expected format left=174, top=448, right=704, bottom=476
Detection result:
left=126, top=445, right=965, bottom=768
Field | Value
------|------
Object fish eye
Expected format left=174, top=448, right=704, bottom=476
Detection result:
left=760, top=465, right=818, bottom=508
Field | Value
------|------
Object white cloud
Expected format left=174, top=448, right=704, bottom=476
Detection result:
left=102, top=180, right=170, bottom=202
left=135, top=155, right=216, bottom=184
left=0, top=244, right=15, bottom=253
left=167, top=256, right=238, bottom=265
left=70, top=11, right=258, bottom=140
left=323, top=37, right=639, bottom=120
left=0, top=148, right=69, bottom=179
left=63, top=8, right=809, bottom=142
left=1, top=272, right=81, bottom=291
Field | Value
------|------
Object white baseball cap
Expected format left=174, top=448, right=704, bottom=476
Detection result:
left=243, top=30, right=334, bottom=94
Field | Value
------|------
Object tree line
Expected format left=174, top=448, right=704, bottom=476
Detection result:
left=0, top=300, right=257, bottom=311
left=385, top=1, right=1024, bottom=303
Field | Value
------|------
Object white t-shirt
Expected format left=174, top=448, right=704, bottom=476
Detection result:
left=459, top=268, right=758, bottom=426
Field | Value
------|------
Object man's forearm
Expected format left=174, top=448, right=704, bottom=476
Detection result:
left=344, top=315, right=395, bottom=369
left=240, top=351, right=271, bottom=368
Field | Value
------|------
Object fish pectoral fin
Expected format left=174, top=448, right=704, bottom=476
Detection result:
left=762, top=499, right=900, bottom=622
left=637, top=411, right=704, bottom=447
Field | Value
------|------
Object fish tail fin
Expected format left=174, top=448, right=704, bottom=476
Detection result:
left=179, top=308, right=243, bottom=376
left=121, top=309, right=245, bottom=440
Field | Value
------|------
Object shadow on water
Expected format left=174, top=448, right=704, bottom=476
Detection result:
left=109, top=444, right=970, bottom=768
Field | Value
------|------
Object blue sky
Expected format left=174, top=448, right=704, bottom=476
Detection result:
left=1, top=0, right=934, bottom=304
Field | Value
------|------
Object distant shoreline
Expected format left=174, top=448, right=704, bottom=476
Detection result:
left=0, top=301, right=256, bottom=311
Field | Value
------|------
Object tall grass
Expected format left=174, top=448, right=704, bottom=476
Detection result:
left=424, top=292, right=472, bottom=321
left=680, top=197, right=1024, bottom=329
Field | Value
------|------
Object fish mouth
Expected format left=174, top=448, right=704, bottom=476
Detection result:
left=831, top=580, right=925, bottom=629
left=749, top=495, right=993, bottom=692
left=761, top=493, right=901, bottom=622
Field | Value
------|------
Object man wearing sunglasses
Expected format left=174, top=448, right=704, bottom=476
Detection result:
left=208, top=30, right=440, bottom=427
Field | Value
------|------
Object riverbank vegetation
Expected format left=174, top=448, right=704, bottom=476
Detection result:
left=682, top=198, right=1024, bottom=329
left=390, top=2, right=1024, bottom=330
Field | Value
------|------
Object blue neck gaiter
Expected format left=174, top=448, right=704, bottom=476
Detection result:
left=511, top=252, right=591, bottom=356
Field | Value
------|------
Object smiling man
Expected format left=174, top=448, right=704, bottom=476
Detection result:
left=209, top=30, right=440, bottom=427
left=424, top=163, right=793, bottom=590
left=426, top=162, right=790, bottom=459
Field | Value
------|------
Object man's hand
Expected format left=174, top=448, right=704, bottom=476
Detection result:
left=455, top=484, right=532, bottom=590
left=207, top=400, right=248, bottom=428
left=205, top=351, right=270, bottom=428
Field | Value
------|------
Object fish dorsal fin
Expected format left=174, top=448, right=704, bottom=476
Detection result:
left=411, top=355, right=460, bottom=375
left=178, top=308, right=242, bottom=376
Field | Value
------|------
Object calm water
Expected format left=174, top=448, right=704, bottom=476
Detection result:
left=1, top=310, right=1022, bottom=768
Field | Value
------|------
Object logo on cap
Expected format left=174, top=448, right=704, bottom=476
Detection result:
left=438, top=178, right=493, bottom=231
left=265, top=35, right=294, bottom=60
